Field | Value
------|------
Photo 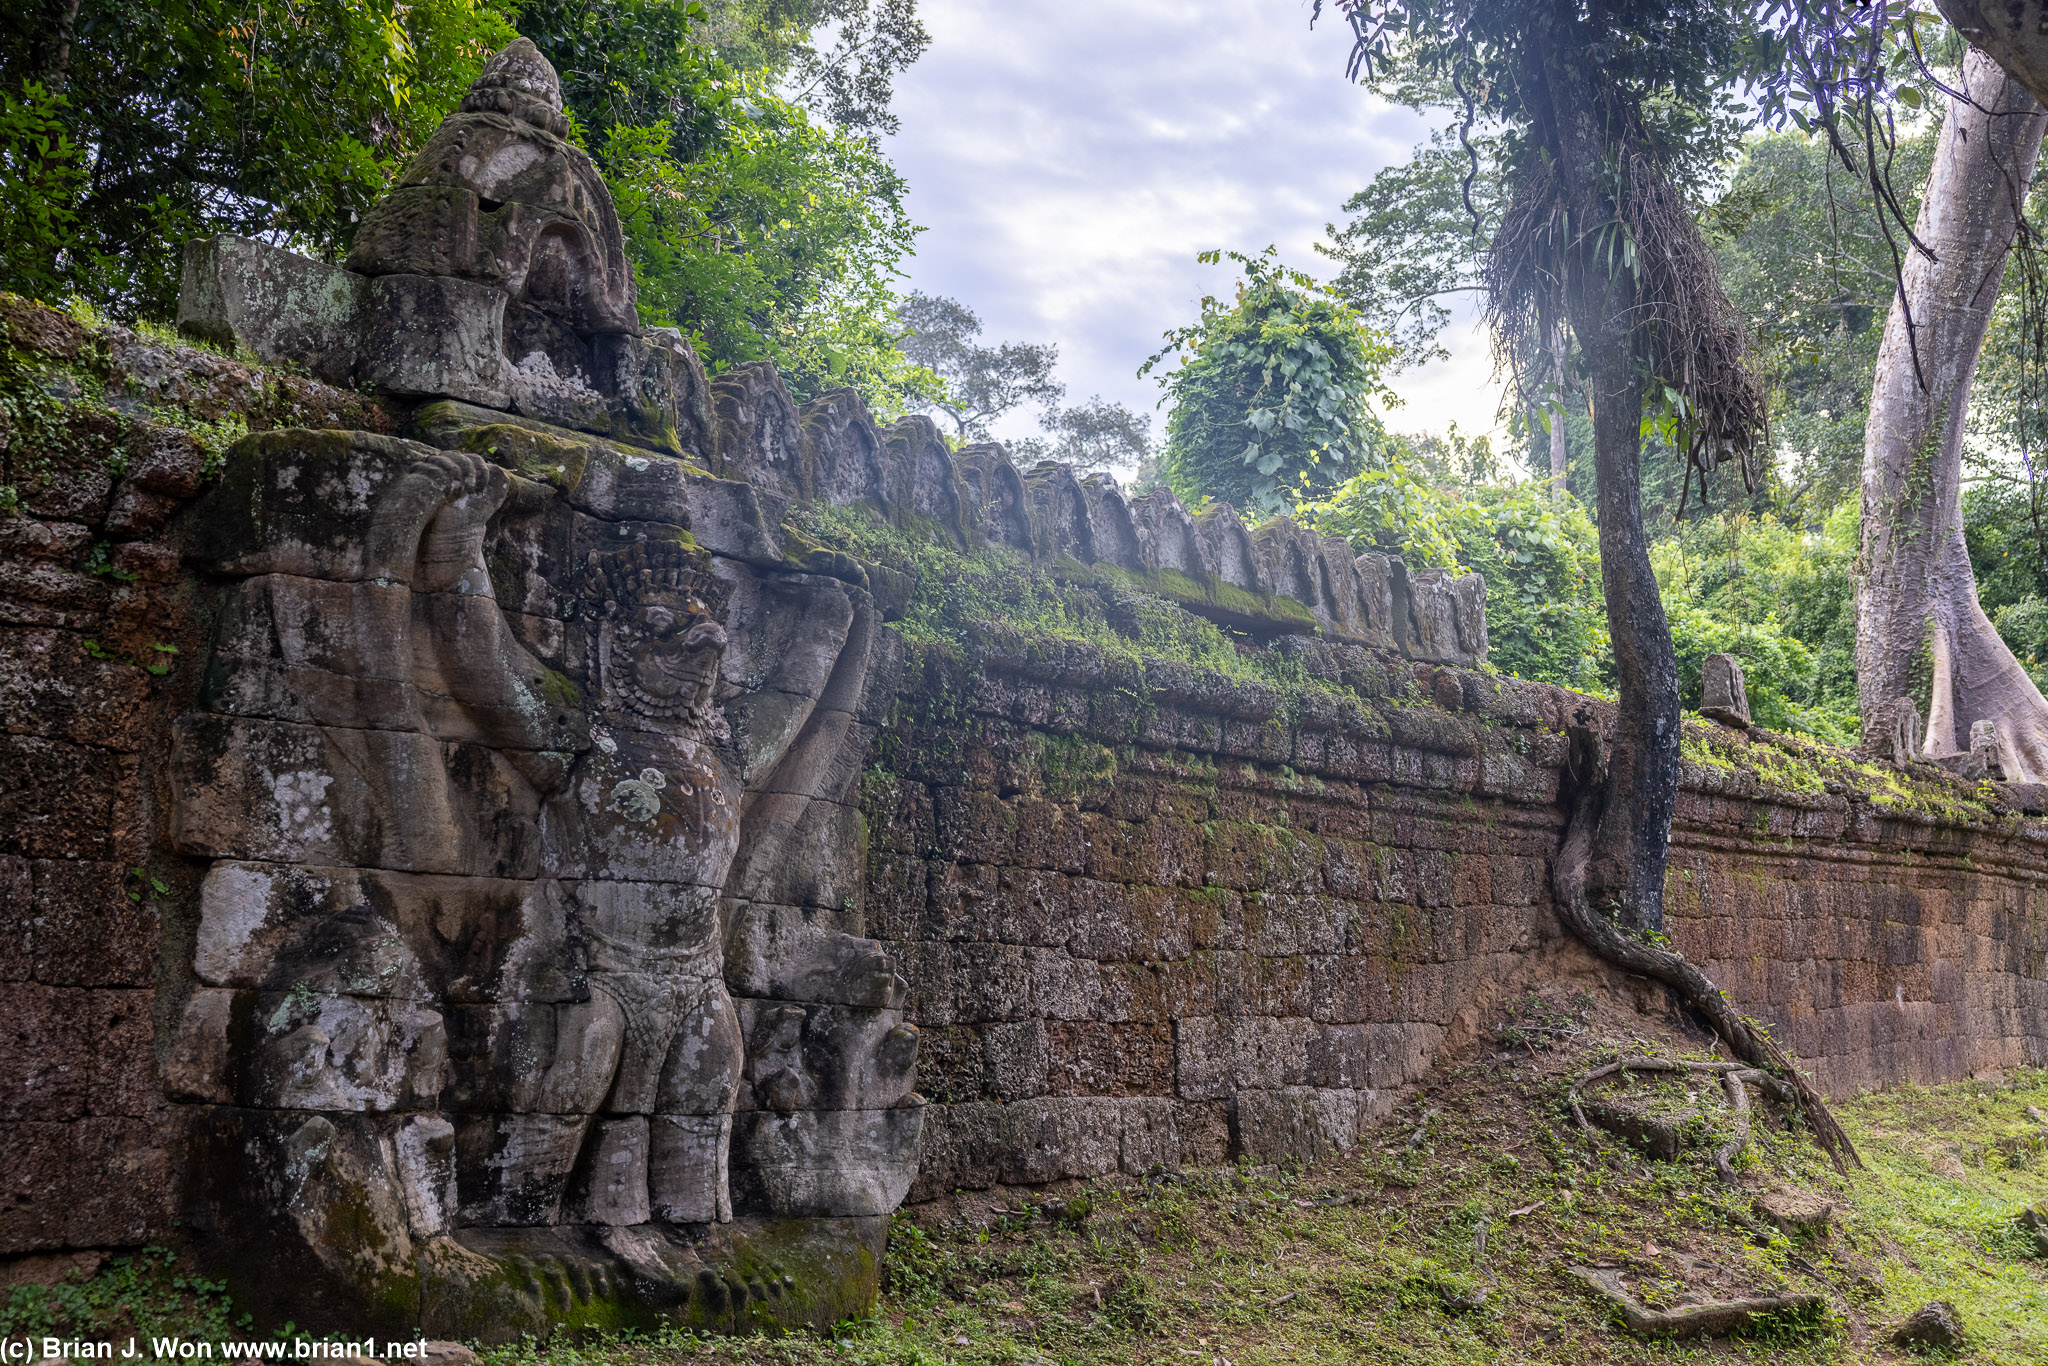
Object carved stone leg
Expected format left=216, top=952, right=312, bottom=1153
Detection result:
left=565, top=1116, right=651, bottom=1225
left=648, top=987, right=742, bottom=1223
left=454, top=1112, right=594, bottom=1226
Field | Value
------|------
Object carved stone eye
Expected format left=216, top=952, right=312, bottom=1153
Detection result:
left=639, top=605, right=676, bottom=635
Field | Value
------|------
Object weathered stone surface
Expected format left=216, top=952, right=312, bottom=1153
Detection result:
left=1890, top=1301, right=1966, bottom=1351
left=15, top=29, right=2048, bottom=1355
left=729, top=1106, right=923, bottom=1215
left=177, top=235, right=363, bottom=384
left=155, top=324, right=919, bottom=1329
left=357, top=273, right=511, bottom=405
left=1700, top=652, right=1752, bottom=727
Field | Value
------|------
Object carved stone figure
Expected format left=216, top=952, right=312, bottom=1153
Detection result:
left=164, top=45, right=919, bottom=1336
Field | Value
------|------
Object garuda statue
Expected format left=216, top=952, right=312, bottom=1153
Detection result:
left=163, top=38, right=921, bottom=1340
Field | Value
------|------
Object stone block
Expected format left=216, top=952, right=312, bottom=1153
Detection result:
left=558, top=441, right=696, bottom=524
left=998, top=1096, right=1121, bottom=1184
left=177, top=235, right=364, bottom=385
left=0, top=855, right=28, bottom=982
left=729, top=1105, right=923, bottom=1216
left=1173, top=1015, right=1309, bottom=1100
left=356, top=273, right=509, bottom=406
left=0, top=734, right=135, bottom=861
left=1700, top=653, right=1752, bottom=727
left=200, top=574, right=420, bottom=730
left=1230, top=1086, right=1363, bottom=1162
left=1118, top=1096, right=1180, bottom=1173
left=243, top=991, right=448, bottom=1111
left=725, top=903, right=909, bottom=1010
left=453, top=1111, right=592, bottom=1227
left=184, top=430, right=447, bottom=580
left=0, top=1118, right=172, bottom=1253
left=1305, top=1021, right=1442, bottom=1090
left=1046, top=1021, right=1174, bottom=1096
left=1027, top=949, right=1102, bottom=1020
left=192, top=861, right=577, bottom=1004
left=905, top=1100, right=1003, bottom=1198
left=736, top=998, right=918, bottom=1113
left=24, top=858, right=154, bottom=988
left=981, top=1020, right=1048, bottom=1100
left=165, top=987, right=238, bottom=1103
left=171, top=714, right=545, bottom=877
left=594, top=329, right=715, bottom=457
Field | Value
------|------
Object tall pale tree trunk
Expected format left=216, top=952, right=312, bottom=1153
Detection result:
left=1858, top=47, right=2048, bottom=781
left=1549, top=321, right=1570, bottom=501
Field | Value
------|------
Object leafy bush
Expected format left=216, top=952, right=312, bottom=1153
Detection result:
left=1995, top=597, right=2048, bottom=692
left=1144, top=247, right=1397, bottom=518
left=604, top=89, right=938, bottom=414
left=1650, top=508, right=1861, bottom=741
left=1301, top=472, right=1609, bottom=691
left=0, top=82, right=90, bottom=302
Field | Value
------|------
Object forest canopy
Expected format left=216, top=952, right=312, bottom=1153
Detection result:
left=5, top=0, right=2046, bottom=753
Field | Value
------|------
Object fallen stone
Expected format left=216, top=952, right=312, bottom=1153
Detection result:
left=419, top=1344, right=478, bottom=1366
left=1582, top=1095, right=1706, bottom=1161
left=1752, top=1191, right=1833, bottom=1239
left=1700, top=653, right=1752, bottom=727
left=1890, top=1301, right=1966, bottom=1352
left=2019, top=1204, right=2048, bottom=1258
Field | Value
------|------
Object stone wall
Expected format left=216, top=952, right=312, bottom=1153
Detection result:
left=5, top=74, right=2048, bottom=1335
left=863, top=637, right=2048, bottom=1200
left=3, top=281, right=2046, bottom=1310
left=0, top=298, right=399, bottom=1262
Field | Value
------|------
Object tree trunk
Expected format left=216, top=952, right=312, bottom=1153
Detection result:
left=1857, top=47, right=2048, bottom=781
left=1536, top=45, right=1680, bottom=935
left=1937, top=0, right=2048, bottom=109
left=1549, top=321, right=1570, bottom=501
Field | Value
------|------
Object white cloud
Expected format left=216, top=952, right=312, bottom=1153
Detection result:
left=884, top=0, right=1506, bottom=452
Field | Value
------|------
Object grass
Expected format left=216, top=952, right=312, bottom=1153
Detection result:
left=481, top=1053, right=2031, bottom=1366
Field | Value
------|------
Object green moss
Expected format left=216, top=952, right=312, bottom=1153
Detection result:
left=791, top=501, right=1351, bottom=716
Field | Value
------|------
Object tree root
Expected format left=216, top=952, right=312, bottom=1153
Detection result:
left=1567, top=1058, right=1784, bottom=1182
left=1555, top=726, right=1862, bottom=1173
left=1568, top=1266, right=1823, bottom=1337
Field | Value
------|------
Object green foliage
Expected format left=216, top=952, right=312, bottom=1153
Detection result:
left=0, top=81, right=90, bottom=302
left=601, top=89, right=937, bottom=413
left=1320, top=125, right=1503, bottom=369
left=1144, top=247, right=1398, bottom=519
left=0, top=0, right=519, bottom=317
left=791, top=501, right=1347, bottom=706
left=1963, top=473, right=2048, bottom=615
left=1301, top=471, right=1609, bottom=691
left=1705, top=127, right=1933, bottom=518
left=1994, top=598, right=2048, bottom=692
left=1649, top=506, right=1861, bottom=741
left=0, top=1247, right=248, bottom=1348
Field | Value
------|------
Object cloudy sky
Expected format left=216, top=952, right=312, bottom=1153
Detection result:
left=882, top=0, right=1505, bottom=454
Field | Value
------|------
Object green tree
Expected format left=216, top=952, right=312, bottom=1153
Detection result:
left=0, top=0, right=517, bottom=314
left=1143, top=247, right=1398, bottom=518
left=895, top=291, right=1062, bottom=438
left=1316, top=0, right=1859, bottom=1164
left=1301, top=468, right=1610, bottom=691
left=602, top=88, right=937, bottom=412
left=1649, top=506, right=1861, bottom=739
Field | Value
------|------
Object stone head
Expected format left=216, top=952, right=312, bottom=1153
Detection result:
left=583, top=541, right=731, bottom=726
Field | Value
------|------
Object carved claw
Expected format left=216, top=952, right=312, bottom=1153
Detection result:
left=364, top=452, right=508, bottom=591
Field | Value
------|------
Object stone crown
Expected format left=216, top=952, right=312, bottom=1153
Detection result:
left=459, top=37, right=570, bottom=136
